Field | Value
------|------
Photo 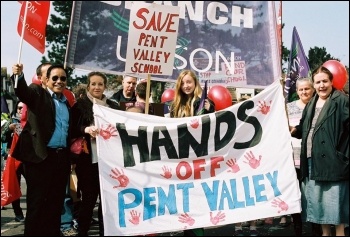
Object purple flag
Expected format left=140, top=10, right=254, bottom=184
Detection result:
left=195, top=80, right=208, bottom=115
left=284, top=27, right=310, bottom=102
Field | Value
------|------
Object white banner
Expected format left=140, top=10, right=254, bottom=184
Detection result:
left=94, top=80, right=300, bottom=235
left=125, top=2, right=180, bottom=75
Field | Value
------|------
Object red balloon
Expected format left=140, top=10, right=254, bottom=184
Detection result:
left=32, top=74, right=41, bottom=85
left=208, top=85, right=232, bottom=111
left=323, top=60, right=348, bottom=90
left=161, top=89, right=175, bottom=103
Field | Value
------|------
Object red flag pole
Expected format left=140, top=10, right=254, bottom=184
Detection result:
left=277, top=1, right=282, bottom=60
left=15, top=1, right=29, bottom=88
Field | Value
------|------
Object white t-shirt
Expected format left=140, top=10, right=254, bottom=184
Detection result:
left=286, top=100, right=304, bottom=168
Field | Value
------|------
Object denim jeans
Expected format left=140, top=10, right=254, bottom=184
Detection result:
left=61, top=175, right=74, bottom=231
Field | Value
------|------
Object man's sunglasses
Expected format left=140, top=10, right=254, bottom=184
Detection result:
left=51, top=76, right=67, bottom=82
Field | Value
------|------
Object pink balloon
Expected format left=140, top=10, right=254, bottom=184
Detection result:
left=32, top=74, right=41, bottom=85
left=323, top=60, right=348, bottom=90
left=161, top=89, right=175, bottom=103
left=208, top=85, right=232, bottom=111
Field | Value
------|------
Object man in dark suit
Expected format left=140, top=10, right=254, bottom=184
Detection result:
left=12, top=64, right=71, bottom=236
left=110, top=74, right=137, bottom=103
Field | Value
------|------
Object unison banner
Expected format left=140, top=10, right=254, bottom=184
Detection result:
left=66, top=1, right=280, bottom=88
left=94, top=80, right=300, bottom=235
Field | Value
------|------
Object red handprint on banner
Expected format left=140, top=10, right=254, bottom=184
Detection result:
left=110, top=168, right=129, bottom=188
left=257, top=100, right=272, bottom=115
left=243, top=151, right=261, bottom=169
left=178, top=213, right=195, bottom=226
left=189, top=118, right=199, bottom=129
left=99, top=124, right=118, bottom=140
left=160, top=165, right=172, bottom=179
left=129, top=210, right=141, bottom=225
left=210, top=211, right=226, bottom=225
left=226, top=158, right=240, bottom=173
left=271, top=197, right=289, bottom=213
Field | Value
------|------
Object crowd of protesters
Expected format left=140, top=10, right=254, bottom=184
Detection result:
left=1, top=62, right=348, bottom=237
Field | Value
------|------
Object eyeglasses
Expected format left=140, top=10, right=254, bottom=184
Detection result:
left=18, top=107, right=23, bottom=110
left=51, top=76, right=67, bottom=82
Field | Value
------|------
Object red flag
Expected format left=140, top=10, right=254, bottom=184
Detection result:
left=17, top=1, right=50, bottom=54
left=1, top=132, right=22, bottom=207
left=277, top=1, right=282, bottom=58
left=1, top=155, right=22, bottom=207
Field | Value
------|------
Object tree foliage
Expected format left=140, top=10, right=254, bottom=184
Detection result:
left=41, top=2, right=78, bottom=88
left=44, top=2, right=72, bottom=63
left=282, top=41, right=340, bottom=74
left=307, top=46, right=337, bottom=71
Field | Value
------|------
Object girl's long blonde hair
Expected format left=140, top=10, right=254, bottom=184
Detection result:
left=171, top=70, right=202, bottom=117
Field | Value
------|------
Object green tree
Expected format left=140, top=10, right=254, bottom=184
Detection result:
left=43, top=2, right=71, bottom=65
left=42, top=2, right=116, bottom=90
left=41, top=2, right=80, bottom=89
left=280, top=23, right=291, bottom=74
left=281, top=42, right=290, bottom=74
left=307, top=46, right=337, bottom=71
